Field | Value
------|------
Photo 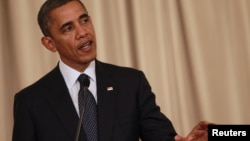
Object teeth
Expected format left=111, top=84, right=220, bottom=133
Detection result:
left=79, top=41, right=90, bottom=49
left=83, top=42, right=89, bottom=47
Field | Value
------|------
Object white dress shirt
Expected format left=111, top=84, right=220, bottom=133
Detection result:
left=59, top=60, right=97, bottom=116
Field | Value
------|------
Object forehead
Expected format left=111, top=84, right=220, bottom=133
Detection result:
left=49, top=1, right=87, bottom=25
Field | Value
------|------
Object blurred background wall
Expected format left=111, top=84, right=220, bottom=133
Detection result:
left=1, top=0, right=250, bottom=140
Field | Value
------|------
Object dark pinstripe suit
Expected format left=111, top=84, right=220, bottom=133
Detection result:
left=12, top=60, right=177, bottom=141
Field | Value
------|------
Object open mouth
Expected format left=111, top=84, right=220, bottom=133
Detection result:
left=78, top=41, right=92, bottom=50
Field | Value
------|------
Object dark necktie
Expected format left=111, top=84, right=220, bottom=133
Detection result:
left=78, top=74, right=98, bottom=141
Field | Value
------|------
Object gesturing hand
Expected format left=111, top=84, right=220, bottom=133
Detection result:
left=174, top=121, right=212, bottom=141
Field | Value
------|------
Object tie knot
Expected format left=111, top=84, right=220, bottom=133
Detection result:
left=78, top=74, right=90, bottom=87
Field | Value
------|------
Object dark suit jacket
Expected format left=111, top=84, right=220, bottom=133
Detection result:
left=12, top=60, right=177, bottom=141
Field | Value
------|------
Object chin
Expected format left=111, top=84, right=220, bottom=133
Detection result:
left=84, top=55, right=96, bottom=63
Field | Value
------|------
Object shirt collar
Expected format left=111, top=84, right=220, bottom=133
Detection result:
left=59, top=60, right=96, bottom=89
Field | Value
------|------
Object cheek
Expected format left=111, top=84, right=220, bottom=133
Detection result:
left=56, top=37, right=75, bottom=48
left=91, top=28, right=96, bottom=36
left=54, top=41, right=73, bottom=54
left=87, top=25, right=96, bottom=35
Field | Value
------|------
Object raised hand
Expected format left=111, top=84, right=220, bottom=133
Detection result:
left=174, top=121, right=212, bottom=141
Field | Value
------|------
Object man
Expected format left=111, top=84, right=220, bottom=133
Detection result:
left=12, top=0, right=210, bottom=141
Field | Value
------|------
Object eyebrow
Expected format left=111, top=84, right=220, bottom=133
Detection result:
left=59, top=13, right=89, bottom=31
left=79, top=13, right=89, bottom=20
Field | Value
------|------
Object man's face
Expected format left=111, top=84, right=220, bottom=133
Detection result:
left=44, top=1, right=97, bottom=72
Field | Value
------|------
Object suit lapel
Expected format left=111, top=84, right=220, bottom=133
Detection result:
left=44, top=66, right=81, bottom=141
left=43, top=61, right=117, bottom=141
left=96, top=61, right=117, bottom=141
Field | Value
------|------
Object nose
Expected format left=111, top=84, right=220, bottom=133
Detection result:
left=76, top=25, right=88, bottom=39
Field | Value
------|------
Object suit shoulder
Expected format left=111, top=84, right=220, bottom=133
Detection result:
left=98, top=61, right=143, bottom=75
left=96, top=61, right=150, bottom=85
left=15, top=66, right=59, bottom=97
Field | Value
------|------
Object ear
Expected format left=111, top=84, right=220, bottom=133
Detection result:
left=41, top=36, right=57, bottom=52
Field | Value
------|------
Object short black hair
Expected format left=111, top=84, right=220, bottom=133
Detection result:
left=37, top=0, right=87, bottom=36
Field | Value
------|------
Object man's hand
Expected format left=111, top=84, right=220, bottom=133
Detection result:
left=174, top=120, right=212, bottom=141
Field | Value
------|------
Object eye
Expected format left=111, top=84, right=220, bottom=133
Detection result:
left=79, top=13, right=90, bottom=24
left=62, top=25, right=72, bottom=33
left=81, top=16, right=89, bottom=24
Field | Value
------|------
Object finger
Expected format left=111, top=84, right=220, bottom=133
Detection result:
left=191, top=120, right=212, bottom=133
left=199, top=120, right=215, bottom=129
left=174, top=135, right=185, bottom=141
left=186, top=130, right=208, bottom=141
